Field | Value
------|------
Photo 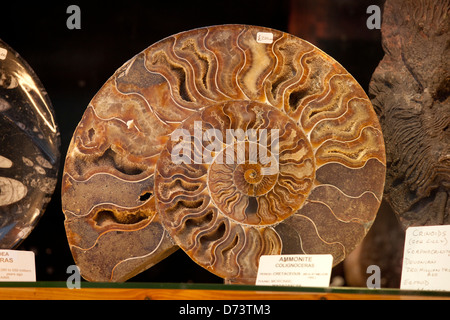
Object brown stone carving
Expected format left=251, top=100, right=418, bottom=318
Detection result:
left=369, top=0, right=450, bottom=229
left=62, top=25, right=386, bottom=283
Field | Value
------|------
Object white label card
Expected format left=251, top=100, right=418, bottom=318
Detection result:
left=256, top=254, right=332, bottom=287
left=400, top=225, right=450, bottom=291
left=0, top=250, right=36, bottom=282
left=0, top=48, right=7, bottom=60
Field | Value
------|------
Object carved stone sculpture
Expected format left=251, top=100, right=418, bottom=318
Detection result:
left=62, top=25, right=386, bottom=283
left=369, top=0, right=449, bottom=229
left=0, top=39, right=60, bottom=248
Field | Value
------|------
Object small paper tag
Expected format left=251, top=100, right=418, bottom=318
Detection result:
left=256, top=32, right=273, bottom=44
left=256, top=254, right=332, bottom=287
left=400, top=225, right=450, bottom=291
left=0, top=48, right=7, bottom=60
left=0, top=250, right=36, bottom=282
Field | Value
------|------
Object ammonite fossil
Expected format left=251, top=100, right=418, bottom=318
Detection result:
left=0, top=39, right=60, bottom=248
left=62, top=25, right=386, bottom=283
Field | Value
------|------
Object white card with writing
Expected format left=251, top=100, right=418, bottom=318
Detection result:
left=256, top=254, right=332, bottom=287
left=0, top=250, right=36, bottom=282
left=401, top=225, right=450, bottom=291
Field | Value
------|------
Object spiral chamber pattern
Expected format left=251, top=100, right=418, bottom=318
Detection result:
left=62, top=25, right=386, bottom=283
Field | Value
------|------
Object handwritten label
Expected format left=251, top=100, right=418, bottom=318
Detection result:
left=0, top=250, right=36, bottom=282
left=0, top=48, right=7, bottom=60
left=256, top=32, right=273, bottom=44
left=400, top=225, right=450, bottom=291
left=256, top=254, right=332, bottom=287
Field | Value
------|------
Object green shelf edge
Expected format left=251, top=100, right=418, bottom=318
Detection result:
left=1, top=281, right=449, bottom=298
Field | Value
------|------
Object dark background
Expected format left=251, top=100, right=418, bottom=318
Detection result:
left=1, top=0, right=384, bottom=283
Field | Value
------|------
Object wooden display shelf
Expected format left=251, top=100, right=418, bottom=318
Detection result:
left=0, top=282, right=449, bottom=300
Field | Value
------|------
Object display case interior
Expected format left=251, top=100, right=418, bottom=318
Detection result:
left=0, top=0, right=448, bottom=298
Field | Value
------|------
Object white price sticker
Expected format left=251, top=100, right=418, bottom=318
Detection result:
left=0, top=48, right=7, bottom=60
left=256, top=254, right=332, bottom=287
left=0, top=250, right=36, bottom=282
left=256, top=32, right=273, bottom=44
left=400, top=225, right=450, bottom=291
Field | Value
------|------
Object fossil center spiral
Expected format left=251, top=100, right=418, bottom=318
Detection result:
left=229, top=142, right=279, bottom=196
left=241, top=165, right=265, bottom=186
left=156, top=100, right=316, bottom=227
left=206, top=101, right=315, bottom=225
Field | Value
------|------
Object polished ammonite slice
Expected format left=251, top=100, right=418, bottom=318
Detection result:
left=62, top=25, right=386, bottom=283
